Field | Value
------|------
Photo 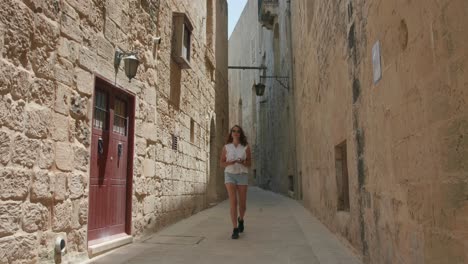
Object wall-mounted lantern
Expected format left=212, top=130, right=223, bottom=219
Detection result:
left=253, top=82, right=266, bottom=96
left=114, top=50, right=140, bottom=82
left=228, top=64, right=289, bottom=97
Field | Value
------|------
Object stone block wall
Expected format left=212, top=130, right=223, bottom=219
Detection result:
left=292, top=0, right=468, bottom=263
left=0, top=0, right=228, bottom=262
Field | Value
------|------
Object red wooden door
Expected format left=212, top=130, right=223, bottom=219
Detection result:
left=88, top=79, right=133, bottom=242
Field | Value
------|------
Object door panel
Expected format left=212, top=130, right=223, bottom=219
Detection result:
left=88, top=80, right=133, bottom=242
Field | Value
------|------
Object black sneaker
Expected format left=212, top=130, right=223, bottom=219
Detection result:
left=238, top=217, right=244, bottom=233
left=231, top=228, right=239, bottom=239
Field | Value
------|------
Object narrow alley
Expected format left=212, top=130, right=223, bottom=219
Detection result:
left=88, top=187, right=361, bottom=264
left=0, top=0, right=467, bottom=263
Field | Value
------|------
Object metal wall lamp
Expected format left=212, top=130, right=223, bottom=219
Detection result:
left=114, top=50, right=140, bottom=82
left=228, top=64, right=289, bottom=96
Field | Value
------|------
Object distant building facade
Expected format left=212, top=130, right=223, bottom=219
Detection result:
left=0, top=0, right=228, bottom=262
left=228, top=0, right=298, bottom=196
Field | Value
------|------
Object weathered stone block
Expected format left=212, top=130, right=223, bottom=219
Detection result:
left=105, top=0, right=127, bottom=25
left=78, top=199, right=87, bottom=225
left=74, top=146, right=89, bottom=172
left=58, top=37, right=79, bottom=62
left=55, top=142, right=74, bottom=171
left=38, top=140, right=54, bottom=169
left=97, top=34, right=114, bottom=61
left=52, top=200, right=72, bottom=231
left=143, top=159, right=156, bottom=177
left=144, top=85, right=157, bottom=106
left=0, top=2, right=34, bottom=67
left=0, top=96, right=25, bottom=132
left=53, top=172, right=68, bottom=201
left=75, top=68, right=93, bottom=96
left=55, top=83, right=72, bottom=115
left=67, top=228, right=87, bottom=252
left=0, top=202, right=21, bottom=237
left=71, top=199, right=81, bottom=229
left=134, top=176, right=148, bottom=196
left=31, top=78, right=55, bottom=108
left=0, top=131, right=10, bottom=165
left=12, top=135, right=39, bottom=168
left=133, top=156, right=143, bottom=178
left=55, top=58, right=75, bottom=86
left=135, top=137, right=147, bottom=157
left=52, top=113, right=69, bottom=142
left=74, top=119, right=91, bottom=147
left=31, top=47, right=57, bottom=79
left=0, top=168, right=31, bottom=200
left=31, top=170, right=53, bottom=201
left=0, top=234, right=38, bottom=263
left=60, top=13, right=82, bottom=42
left=70, top=92, right=89, bottom=119
left=143, top=195, right=158, bottom=215
left=22, top=0, right=60, bottom=21
left=78, top=46, right=97, bottom=72
left=25, top=105, right=51, bottom=139
left=33, top=14, right=59, bottom=51
left=10, top=70, right=33, bottom=101
left=0, top=60, right=16, bottom=94
left=68, top=173, right=85, bottom=199
left=22, top=202, right=48, bottom=232
left=142, top=122, right=159, bottom=143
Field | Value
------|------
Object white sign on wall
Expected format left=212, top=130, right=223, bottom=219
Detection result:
left=372, top=41, right=382, bottom=85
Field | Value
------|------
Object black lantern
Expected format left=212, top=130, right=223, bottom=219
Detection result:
left=114, top=50, right=140, bottom=82
left=123, top=54, right=140, bottom=82
left=253, top=83, right=266, bottom=96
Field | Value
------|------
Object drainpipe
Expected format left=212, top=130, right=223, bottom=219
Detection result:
left=286, top=0, right=300, bottom=200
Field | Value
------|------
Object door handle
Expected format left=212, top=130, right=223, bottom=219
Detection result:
left=117, top=143, right=123, bottom=158
left=98, top=138, right=104, bottom=155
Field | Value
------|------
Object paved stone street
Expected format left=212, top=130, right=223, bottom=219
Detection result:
left=87, top=187, right=362, bottom=264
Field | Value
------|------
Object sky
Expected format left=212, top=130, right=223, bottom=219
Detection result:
left=227, top=0, right=248, bottom=38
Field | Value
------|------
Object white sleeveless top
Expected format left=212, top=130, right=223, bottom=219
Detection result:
left=224, top=143, right=248, bottom=174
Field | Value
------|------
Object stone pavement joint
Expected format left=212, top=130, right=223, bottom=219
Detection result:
left=87, top=187, right=363, bottom=264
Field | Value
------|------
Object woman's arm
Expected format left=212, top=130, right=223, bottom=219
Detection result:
left=220, top=146, right=235, bottom=168
left=242, top=145, right=252, bottom=167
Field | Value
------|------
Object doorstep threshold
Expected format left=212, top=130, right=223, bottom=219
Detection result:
left=88, top=233, right=133, bottom=258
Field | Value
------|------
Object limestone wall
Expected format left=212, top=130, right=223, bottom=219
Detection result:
left=0, top=0, right=227, bottom=262
left=292, top=0, right=468, bottom=263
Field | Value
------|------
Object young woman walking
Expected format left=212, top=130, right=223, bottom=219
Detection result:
left=220, top=125, right=251, bottom=239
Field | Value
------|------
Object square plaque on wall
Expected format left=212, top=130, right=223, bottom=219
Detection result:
left=372, top=41, right=382, bottom=85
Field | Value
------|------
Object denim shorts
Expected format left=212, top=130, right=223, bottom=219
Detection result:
left=224, top=172, right=248, bottom=185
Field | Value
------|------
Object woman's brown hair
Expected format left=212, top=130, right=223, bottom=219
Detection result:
left=226, top=125, right=248, bottom=146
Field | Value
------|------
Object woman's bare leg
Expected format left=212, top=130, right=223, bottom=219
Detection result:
left=237, top=185, right=248, bottom=220
left=225, top=183, right=238, bottom=228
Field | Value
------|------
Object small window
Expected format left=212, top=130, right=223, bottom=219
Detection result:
left=335, top=141, right=350, bottom=211
left=182, top=24, right=191, bottom=61
left=190, top=118, right=195, bottom=143
left=113, top=98, right=127, bottom=136
left=172, top=12, right=193, bottom=69
left=93, top=90, right=108, bottom=130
